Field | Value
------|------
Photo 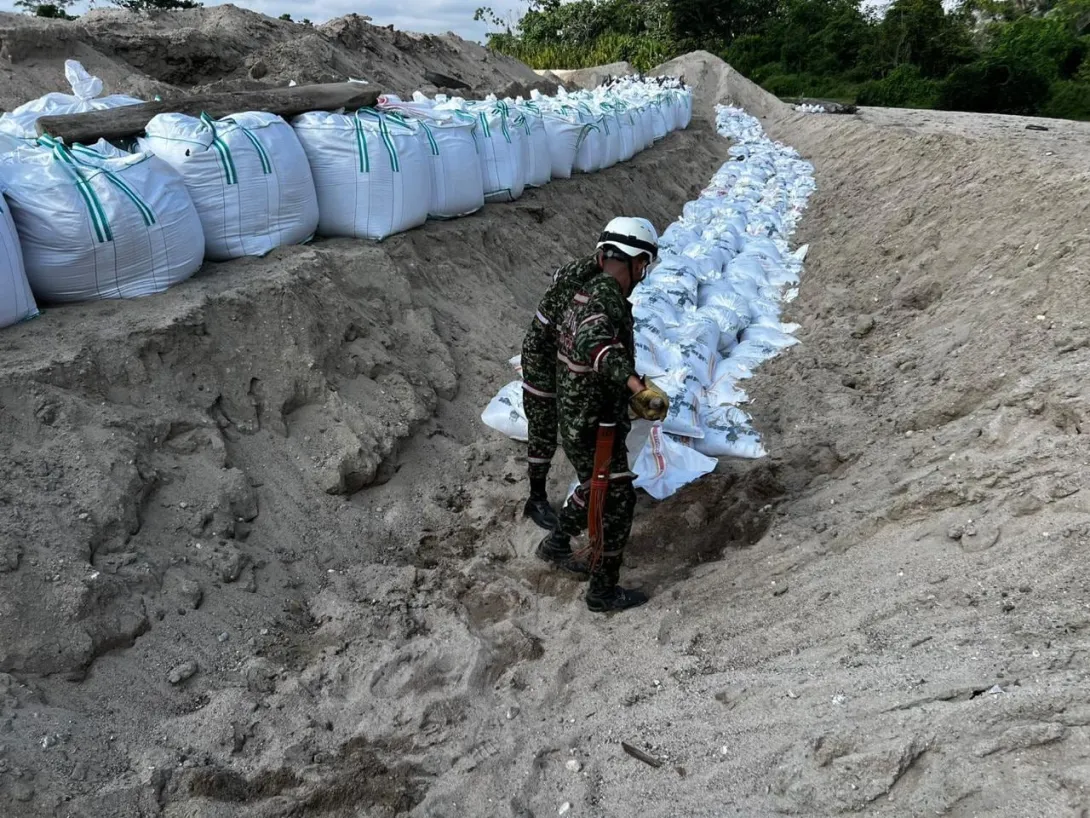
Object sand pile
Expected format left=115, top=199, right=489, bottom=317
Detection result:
left=3, top=11, right=1090, bottom=816
left=0, top=5, right=553, bottom=112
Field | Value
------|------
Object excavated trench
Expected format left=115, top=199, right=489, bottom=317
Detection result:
left=0, top=110, right=751, bottom=816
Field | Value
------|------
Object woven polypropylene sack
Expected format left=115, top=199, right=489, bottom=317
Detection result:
left=411, top=116, right=485, bottom=219
left=293, top=110, right=430, bottom=240
left=0, top=60, right=143, bottom=142
left=140, top=111, right=319, bottom=261
left=541, top=110, right=585, bottom=179
left=516, top=105, right=552, bottom=187
left=473, top=105, right=526, bottom=202
left=0, top=138, right=204, bottom=302
left=0, top=192, right=37, bottom=328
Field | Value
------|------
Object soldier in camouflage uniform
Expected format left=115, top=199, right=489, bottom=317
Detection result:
left=521, top=255, right=603, bottom=531
left=533, top=217, right=669, bottom=613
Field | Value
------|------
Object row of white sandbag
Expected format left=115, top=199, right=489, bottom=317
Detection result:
left=479, top=104, right=816, bottom=499
left=0, top=85, right=692, bottom=328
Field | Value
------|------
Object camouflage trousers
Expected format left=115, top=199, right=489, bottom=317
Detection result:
left=556, top=415, right=636, bottom=591
left=521, top=319, right=558, bottom=483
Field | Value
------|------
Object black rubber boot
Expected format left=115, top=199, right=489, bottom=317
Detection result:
left=585, top=585, right=649, bottom=613
left=535, top=532, right=590, bottom=579
left=523, top=496, right=559, bottom=531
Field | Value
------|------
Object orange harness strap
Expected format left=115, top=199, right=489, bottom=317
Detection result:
left=579, top=421, right=616, bottom=574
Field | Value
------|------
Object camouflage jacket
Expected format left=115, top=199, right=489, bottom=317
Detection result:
left=521, top=255, right=602, bottom=394
left=555, top=271, right=636, bottom=428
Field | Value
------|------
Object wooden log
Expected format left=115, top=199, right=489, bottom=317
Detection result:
left=35, top=83, right=382, bottom=144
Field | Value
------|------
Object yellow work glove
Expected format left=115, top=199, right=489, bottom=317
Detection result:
left=630, top=379, right=670, bottom=422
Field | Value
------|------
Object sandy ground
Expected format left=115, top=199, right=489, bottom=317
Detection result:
left=2, top=18, right=1090, bottom=818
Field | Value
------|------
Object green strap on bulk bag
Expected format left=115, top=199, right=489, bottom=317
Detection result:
left=200, top=112, right=238, bottom=185
left=353, top=116, right=370, bottom=173
left=69, top=143, right=157, bottom=227
left=223, top=117, right=273, bottom=175
left=357, top=109, right=401, bottom=172
left=418, top=120, right=439, bottom=156
left=39, top=136, right=113, bottom=244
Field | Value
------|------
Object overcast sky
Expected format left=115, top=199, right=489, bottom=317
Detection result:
left=0, top=0, right=529, bottom=41
left=0, top=0, right=911, bottom=44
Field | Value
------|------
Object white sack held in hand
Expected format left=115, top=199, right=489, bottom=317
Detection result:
left=0, top=192, right=37, bottom=328
left=633, top=425, right=717, bottom=501
left=0, top=60, right=144, bottom=141
left=140, top=111, right=319, bottom=261
left=481, top=380, right=528, bottom=441
left=0, top=138, right=204, bottom=302
left=293, top=110, right=430, bottom=240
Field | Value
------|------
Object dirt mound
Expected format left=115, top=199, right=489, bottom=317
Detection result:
left=653, top=49, right=790, bottom=120
left=548, top=60, right=636, bottom=90
left=3, top=30, right=1089, bottom=816
left=0, top=5, right=546, bottom=111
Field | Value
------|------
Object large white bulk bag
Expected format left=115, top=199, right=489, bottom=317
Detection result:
left=0, top=193, right=37, bottom=328
left=0, top=60, right=144, bottom=142
left=474, top=104, right=526, bottom=202
left=139, top=111, right=319, bottom=261
left=516, top=104, right=552, bottom=187
left=615, top=105, right=637, bottom=162
left=0, top=138, right=204, bottom=302
left=650, top=100, right=669, bottom=142
left=293, top=110, right=430, bottom=240
left=410, top=115, right=485, bottom=219
left=572, top=116, right=604, bottom=174
left=541, top=107, right=586, bottom=180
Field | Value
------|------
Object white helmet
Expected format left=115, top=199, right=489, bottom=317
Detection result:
left=597, top=216, right=658, bottom=262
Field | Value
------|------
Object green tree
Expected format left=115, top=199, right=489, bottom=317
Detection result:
left=668, top=0, right=781, bottom=50
left=14, top=0, right=75, bottom=17
left=279, top=12, right=292, bottom=20
left=876, top=0, right=975, bottom=77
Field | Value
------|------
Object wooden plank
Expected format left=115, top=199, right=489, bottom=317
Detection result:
left=35, top=83, right=382, bottom=144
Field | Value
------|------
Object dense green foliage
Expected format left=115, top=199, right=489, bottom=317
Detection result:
left=479, top=0, right=1090, bottom=119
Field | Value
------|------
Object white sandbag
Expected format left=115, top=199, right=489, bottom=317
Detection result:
left=740, top=323, right=800, bottom=351
left=474, top=103, right=526, bottom=202
left=139, top=111, right=319, bottom=261
left=411, top=116, right=485, bottom=219
left=633, top=425, right=717, bottom=500
left=727, top=338, right=778, bottom=369
left=635, top=332, right=684, bottom=379
left=0, top=60, right=143, bottom=141
left=0, top=138, right=204, bottom=302
left=650, top=369, right=703, bottom=439
left=541, top=109, right=586, bottom=179
left=293, top=110, right=430, bottom=240
left=645, top=266, right=699, bottom=310
left=664, top=316, right=720, bottom=386
left=697, top=303, right=748, bottom=352
left=481, top=380, right=528, bottom=441
left=703, top=364, right=749, bottom=408
left=693, top=405, right=767, bottom=459
left=0, top=193, right=37, bottom=328
left=630, top=284, right=683, bottom=327
left=516, top=104, right=552, bottom=187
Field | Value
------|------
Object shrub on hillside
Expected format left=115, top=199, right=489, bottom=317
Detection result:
left=1042, top=80, right=1090, bottom=120
left=856, top=65, right=940, bottom=108
left=937, top=58, right=1049, bottom=115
